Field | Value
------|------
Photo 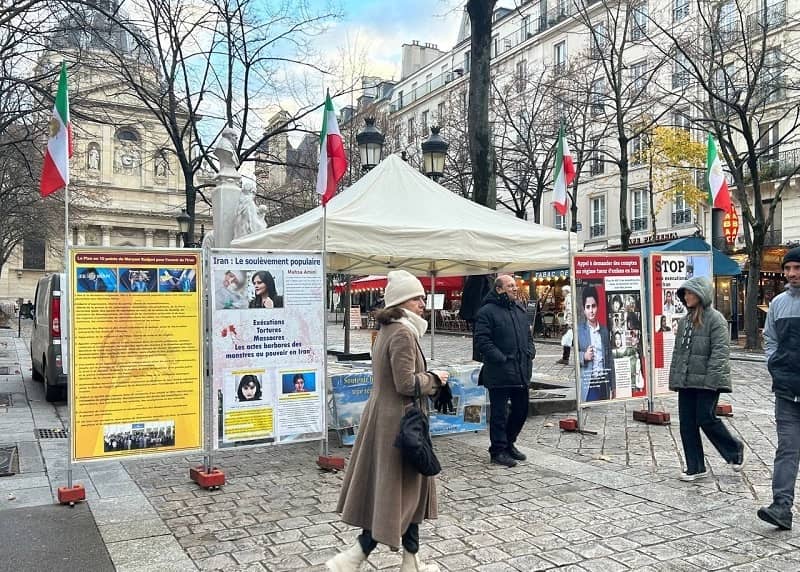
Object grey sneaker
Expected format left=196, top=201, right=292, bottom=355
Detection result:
left=679, top=470, right=709, bottom=482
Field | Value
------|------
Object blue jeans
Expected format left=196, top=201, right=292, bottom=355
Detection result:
left=678, top=388, right=741, bottom=474
left=772, top=397, right=800, bottom=509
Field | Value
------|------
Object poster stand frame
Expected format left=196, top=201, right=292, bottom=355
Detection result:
left=565, top=252, right=651, bottom=434
left=64, top=247, right=207, bottom=480
left=640, top=250, right=714, bottom=425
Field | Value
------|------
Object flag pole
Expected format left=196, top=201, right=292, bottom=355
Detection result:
left=321, top=203, right=329, bottom=458
left=63, top=181, right=73, bottom=489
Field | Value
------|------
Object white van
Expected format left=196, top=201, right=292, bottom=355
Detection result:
left=30, top=273, right=67, bottom=401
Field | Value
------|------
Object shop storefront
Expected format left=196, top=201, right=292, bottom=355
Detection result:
left=730, top=246, right=789, bottom=331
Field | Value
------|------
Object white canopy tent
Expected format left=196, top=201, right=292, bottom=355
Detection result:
left=232, top=154, right=577, bottom=276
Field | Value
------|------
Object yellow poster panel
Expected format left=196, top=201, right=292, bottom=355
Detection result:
left=69, top=250, right=203, bottom=461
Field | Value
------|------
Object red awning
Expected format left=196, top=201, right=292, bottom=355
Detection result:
left=335, top=275, right=464, bottom=294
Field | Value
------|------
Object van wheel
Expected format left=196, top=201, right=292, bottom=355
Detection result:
left=31, top=352, right=43, bottom=381
left=44, top=364, right=64, bottom=402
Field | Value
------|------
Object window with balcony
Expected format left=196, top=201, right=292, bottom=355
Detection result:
left=438, top=101, right=446, bottom=123
left=522, top=16, right=531, bottom=39
left=748, top=0, right=786, bottom=32
left=554, top=208, right=567, bottom=231
left=554, top=41, right=567, bottom=74
left=407, top=117, right=415, bottom=143
left=718, top=1, right=738, bottom=42
left=492, top=35, right=498, bottom=57
left=22, top=237, right=46, bottom=270
left=591, top=79, right=605, bottom=116
left=763, top=198, right=782, bottom=244
left=590, top=196, right=606, bottom=237
left=421, top=111, right=428, bottom=135
left=760, top=48, right=785, bottom=104
left=631, top=3, right=648, bottom=40
left=631, top=60, right=648, bottom=95
left=672, top=51, right=689, bottom=88
left=673, top=0, right=689, bottom=21
left=629, top=135, right=646, bottom=164
left=515, top=59, right=527, bottom=92
left=631, top=188, right=648, bottom=231
left=464, top=52, right=471, bottom=73
left=672, top=192, right=692, bottom=225
left=759, top=120, right=780, bottom=178
left=673, top=110, right=691, bottom=132
left=590, top=139, right=605, bottom=175
left=590, top=22, right=607, bottom=58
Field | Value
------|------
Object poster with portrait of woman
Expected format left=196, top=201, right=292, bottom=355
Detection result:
left=209, top=250, right=325, bottom=449
left=572, top=253, right=648, bottom=404
left=650, top=252, right=712, bottom=395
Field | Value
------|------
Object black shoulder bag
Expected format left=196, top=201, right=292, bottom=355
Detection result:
left=394, top=378, right=441, bottom=477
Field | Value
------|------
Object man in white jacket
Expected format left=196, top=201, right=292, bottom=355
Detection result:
left=555, top=285, right=573, bottom=365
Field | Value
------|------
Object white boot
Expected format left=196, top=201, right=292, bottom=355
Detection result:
left=400, top=551, right=440, bottom=572
left=326, top=542, right=367, bottom=571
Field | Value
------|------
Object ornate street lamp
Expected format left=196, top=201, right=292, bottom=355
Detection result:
left=176, top=208, right=191, bottom=247
left=421, top=126, right=448, bottom=181
left=355, top=117, right=385, bottom=172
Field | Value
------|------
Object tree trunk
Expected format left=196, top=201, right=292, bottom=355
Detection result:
left=648, top=160, right=657, bottom=240
left=466, top=0, right=497, bottom=208
left=744, top=238, right=764, bottom=350
left=618, top=138, right=630, bottom=250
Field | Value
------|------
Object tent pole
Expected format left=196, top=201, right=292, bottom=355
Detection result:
left=430, top=270, right=437, bottom=360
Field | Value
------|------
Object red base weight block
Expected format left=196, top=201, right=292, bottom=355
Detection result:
left=632, top=410, right=649, bottom=423
left=716, top=403, right=734, bottom=416
left=559, top=418, right=578, bottom=431
left=189, top=466, right=226, bottom=489
left=317, top=455, right=346, bottom=471
left=646, top=411, right=671, bottom=425
left=57, top=484, right=86, bottom=505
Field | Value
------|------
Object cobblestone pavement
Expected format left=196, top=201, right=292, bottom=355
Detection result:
left=119, top=327, right=800, bottom=571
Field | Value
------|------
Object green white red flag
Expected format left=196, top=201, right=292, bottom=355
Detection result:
left=706, top=133, right=732, bottom=213
left=40, top=62, right=72, bottom=197
left=316, top=91, right=347, bottom=206
left=552, top=122, right=575, bottom=216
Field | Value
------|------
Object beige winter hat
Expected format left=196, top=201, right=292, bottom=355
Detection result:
left=384, top=270, right=425, bottom=308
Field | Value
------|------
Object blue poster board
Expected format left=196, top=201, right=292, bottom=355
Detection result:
left=328, top=364, right=487, bottom=446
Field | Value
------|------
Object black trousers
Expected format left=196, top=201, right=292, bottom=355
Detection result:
left=678, top=388, right=741, bottom=474
left=488, top=386, right=529, bottom=456
left=358, top=522, right=419, bottom=555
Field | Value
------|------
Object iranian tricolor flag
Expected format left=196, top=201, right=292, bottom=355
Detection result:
left=316, top=91, right=347, bottom=206
left=552, top=122, right=575, bottom=216
left=40, top=62, right=73, bottom=198
left=706, top=133, right=732, bottom=213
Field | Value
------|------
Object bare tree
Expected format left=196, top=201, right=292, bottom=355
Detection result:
left=466, top=0, right=497, bottom=208
left=646, top=0, right=800, bottom=348
left=491, top=64, right=558, bottom=221
left=574, top=0, right=672, bottom=249
left=57, top=0, right=340, bottom=241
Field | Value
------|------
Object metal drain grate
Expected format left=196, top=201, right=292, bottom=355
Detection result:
left=0, top=446, right=18, bottom=476
left=0, top=393, right=12, bottom=407
left=36, top=428, right=69, bottom=439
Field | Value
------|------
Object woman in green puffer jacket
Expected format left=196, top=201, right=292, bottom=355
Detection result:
left=669, top=276, right=745, bottom=482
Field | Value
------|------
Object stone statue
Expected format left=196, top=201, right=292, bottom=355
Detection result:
left=155, top=153, right=168, bottom=178
left=88, top=145, right=100, bottom=171
left=214, top=127, right=239, bottom=175
left=233, top=178, right=267, bottom=239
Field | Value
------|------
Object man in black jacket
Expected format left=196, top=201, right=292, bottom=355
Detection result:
left=474, top=275, right=534, bottom=467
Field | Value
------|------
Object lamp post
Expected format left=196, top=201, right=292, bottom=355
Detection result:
left=421, top=126, right=448, bottom=181
left=176, top=209, right=204, bottom=247
left=355, top=117, right=385, bottom=172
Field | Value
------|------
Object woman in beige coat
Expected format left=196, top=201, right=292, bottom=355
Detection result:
left=327, top=270, right=449, bottom=572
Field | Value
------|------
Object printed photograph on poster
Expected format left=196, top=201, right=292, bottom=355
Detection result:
left=229, top=372, right=265, bottom=404
left=103, top=420, right=175, bottom=452
left=576, top=283, right=614, bottom=401
left=249, top=270, right=284, bottom=309
left=214, top=270, right=249, bottom=310
left=76, top=267, right=117, bottom=292
left=119, top=268, right=157, bottom=293
left=158, top=268, right=197, bottom=292
left=281, top=371, right=316, bottom=394
left=212, top=269, right=285, bottom=310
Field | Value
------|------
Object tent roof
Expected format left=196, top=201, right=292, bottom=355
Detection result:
left=232, top=154, right=577, bottom=277
left=636, top=236, right=741, bottom=276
